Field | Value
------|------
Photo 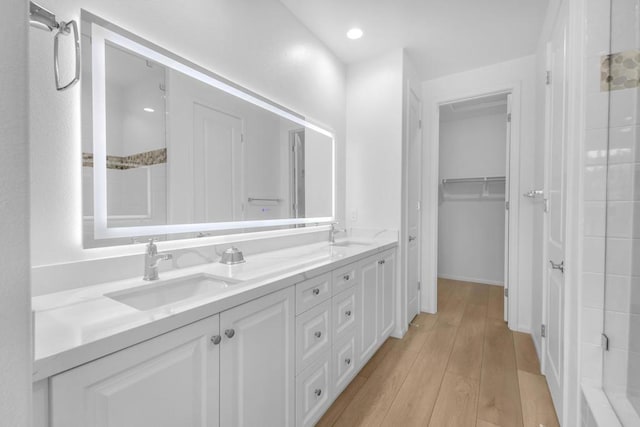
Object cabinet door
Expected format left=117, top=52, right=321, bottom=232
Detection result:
left=50, top=315, right=220, bottom=427
left=220, top=287, right=295, bottom=427
left=358, top=256, right=379, bottom=365
left=379, top=250, right=396, bottom=340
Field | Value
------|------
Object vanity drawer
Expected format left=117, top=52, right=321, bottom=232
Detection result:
left=295, top=351, right=332, bottom=427
left=296, top=300, right=332, bottom=374
left=332, top=263, right=358, bottom=294
left=332, top=286, right=359, bottom=342
left=296, top=272, right=332, bottom=314
left=333, top=333, right=358, bottom=396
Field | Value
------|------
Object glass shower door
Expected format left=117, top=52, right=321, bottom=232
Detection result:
left=602, top=0, right=640, bottom=424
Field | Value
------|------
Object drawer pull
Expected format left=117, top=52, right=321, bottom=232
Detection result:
left=224, top=329, right=235, bottom=339
left=314, top=388, right=322, bottom=397
left=210, top=335, right=222, bottom=345
left=312, top=288, right=320, bottom=295
left=343, top=274, right=350, bottom=281
left=314, top=331, right=322, bottom=338
left=345, top=310, right=352, bottom=317
left=345, top=357, right=351, bottom=366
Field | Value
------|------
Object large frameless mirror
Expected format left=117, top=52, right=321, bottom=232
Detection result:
left=81, top=11, right=335, bottom=248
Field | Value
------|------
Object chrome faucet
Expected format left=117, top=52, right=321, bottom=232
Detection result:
left=143, top=239, right=173, bottom=281
left=329, top=223, right=346, bottom=244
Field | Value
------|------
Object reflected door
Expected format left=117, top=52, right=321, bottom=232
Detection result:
left=193, top=105, right=244, bottom=222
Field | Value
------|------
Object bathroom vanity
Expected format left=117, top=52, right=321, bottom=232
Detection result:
left=32, top=235, right=397, bottom=427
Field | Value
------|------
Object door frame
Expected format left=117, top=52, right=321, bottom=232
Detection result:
left=424, top=83, right=521, bottom=330
left=401, top=81, right=424, bottom=332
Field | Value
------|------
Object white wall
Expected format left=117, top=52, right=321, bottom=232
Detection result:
left=0, top=0, right=31, bottom=424
left=29, top=0, right=346, bottom=293
left=438, top=112, right=507, bottom=285
left=422, top=55, right=538, bottom=333
left=345, top=49, right=406, bottom=337
left=345, top=49, right=403, bottom=230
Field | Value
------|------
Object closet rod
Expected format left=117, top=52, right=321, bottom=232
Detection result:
left=441, top=176, right=506, bottom=185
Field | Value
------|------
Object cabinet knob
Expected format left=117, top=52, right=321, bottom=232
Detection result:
left=312, top=288, right=320, bottom=295
left=314, top=331, right=322, bottom=338
left=210, top=335, right=222, bottom=345
left=314, top=388, right=322, bottom=397
left=225, top=329, right=235, bottom=338
left=345, top=358, right=351, bottom=366
left=378, top=260, right=385, bottom=265
left=345, top=310, right=352, bottom=317
left=343, top=274, right=350, bottom=281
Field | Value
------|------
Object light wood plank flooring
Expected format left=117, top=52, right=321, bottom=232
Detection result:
left=318, top=278, right=559, bottom=427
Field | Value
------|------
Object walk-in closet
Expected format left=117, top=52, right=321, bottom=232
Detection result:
left=437, top=93, right=511, bottom=317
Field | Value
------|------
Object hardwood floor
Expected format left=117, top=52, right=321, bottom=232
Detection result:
left=317, top=279, right=559, bottom=427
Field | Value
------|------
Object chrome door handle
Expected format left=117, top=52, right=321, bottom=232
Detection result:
left=408, top=236, right=416, bottom=242
left=225, top=329, right=235, bottom=338
left=524, top=189, right=544, bottom=198
left=549, top=260, right=564, bottom=274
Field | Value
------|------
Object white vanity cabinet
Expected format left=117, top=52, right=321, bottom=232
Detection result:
left=50, top=314, right=221, bottom=427
left=358, top=249, right=396, bottom=366
left=42, top=246, right=397, bottom=427
left=50, top=287, right=295, bottom=427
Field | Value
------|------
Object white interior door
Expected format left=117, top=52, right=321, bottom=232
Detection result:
left=193, top=105, right=244, bottom=223
left=504, top=94, right=512, bottom=322
left=406, top=87, right=422, bottom=322
left=543, top=2, right=569, bottom=418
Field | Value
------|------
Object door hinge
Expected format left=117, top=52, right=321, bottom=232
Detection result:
left=505, top=200, right=510, bottom=211
left=602, top=333, right=610, bottom=351
left=544, top=198, right=549, bottom=213
left=507, top=113, right=512, bottom=123
left=504, top=288, right=509, bottom=297
left=417, top=281, right=421, bottom=291
left=418, top=119, right=422, bottom=129
left=241, top=133, right=245, bottom=143
left=541, top=324, right=547, bottom=338
left=546, top=70, right=551, bottom=85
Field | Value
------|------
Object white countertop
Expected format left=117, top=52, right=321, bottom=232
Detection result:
left=32, top=232, right=398, bottom=381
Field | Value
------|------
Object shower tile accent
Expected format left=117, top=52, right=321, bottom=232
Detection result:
left=601, top=49, right=640, bottom=91
left=82, top=148, right=167, bottom=169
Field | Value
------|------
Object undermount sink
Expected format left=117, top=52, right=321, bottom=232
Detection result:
left=331, top=240, right=371, bottom=248
left=106, top=273, right=240, bottom=311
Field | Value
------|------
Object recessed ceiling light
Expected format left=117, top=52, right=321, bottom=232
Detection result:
left=143, top=107, right=155, bottom=113
left=346, top=28, right=363, bottom=40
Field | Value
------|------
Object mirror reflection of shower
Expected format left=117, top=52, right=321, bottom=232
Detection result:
left=290, top=128, right=305, bottom=219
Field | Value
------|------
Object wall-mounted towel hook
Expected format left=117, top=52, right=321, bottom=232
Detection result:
left=30, top=2, right=80, bottom=91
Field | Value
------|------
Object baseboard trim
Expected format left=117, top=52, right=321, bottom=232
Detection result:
left=437, top=274, right=503, bottom=286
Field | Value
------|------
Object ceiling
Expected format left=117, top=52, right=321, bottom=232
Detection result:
left=280, top=0, right=549, bottom=80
